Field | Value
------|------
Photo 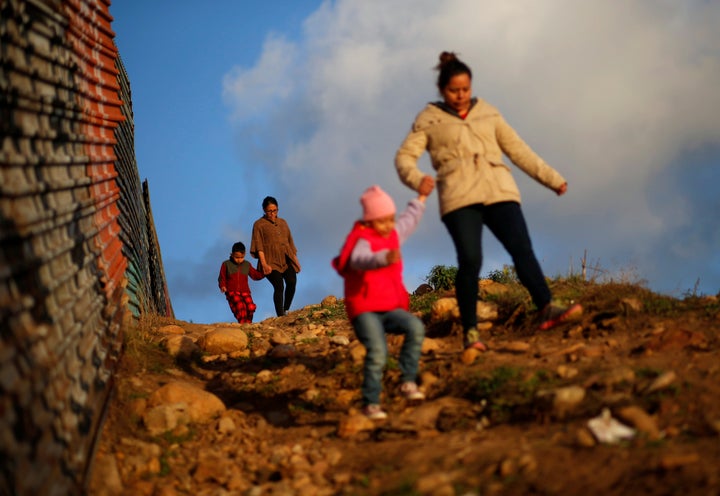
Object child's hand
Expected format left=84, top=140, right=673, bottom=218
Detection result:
left=418, top=175, right=435, bottom=196
left=220, top=286, right=226, bottom=293
left=385, top=249, right=401, bottom=264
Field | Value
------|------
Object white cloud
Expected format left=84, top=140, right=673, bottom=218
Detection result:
left=221, top=0, right=720, bottom=301
left=222, top=35, right=299, bottom=120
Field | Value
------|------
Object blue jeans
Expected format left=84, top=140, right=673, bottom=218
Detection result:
left=442, top=201, right=552, bottom=332
left=351, top=309, right=425, bottom=406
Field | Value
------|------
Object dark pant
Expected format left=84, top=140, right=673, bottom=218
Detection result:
left=441, top=201, right=551, bottom=331
left=266, top=267, right=297, bottom=316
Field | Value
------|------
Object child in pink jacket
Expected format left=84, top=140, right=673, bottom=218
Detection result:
left=332, top=182, right=433, bottom=419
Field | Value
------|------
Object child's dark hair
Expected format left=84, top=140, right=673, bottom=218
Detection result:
left=231, top=242, right=246, bottom=253
left=435, top=51, right=472, bottom=92
left=262, top=196, right=278, bottom=210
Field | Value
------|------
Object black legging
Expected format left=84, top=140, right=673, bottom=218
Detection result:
left=265, top=267, right=297, bottom=316
left=442, top=201, right=551, bottom=332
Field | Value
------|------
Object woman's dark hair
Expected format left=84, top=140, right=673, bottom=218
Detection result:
left=262, top=196, right=278, bottom=210
left=231, top=241, right=245, bottom=253
left=435, top=51, right=472, bottom=91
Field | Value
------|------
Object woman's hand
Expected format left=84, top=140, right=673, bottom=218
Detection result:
left=556, top=182, right=568, bottom=196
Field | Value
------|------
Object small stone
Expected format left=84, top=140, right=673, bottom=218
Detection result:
left=576, top=427, right=597, bottom=447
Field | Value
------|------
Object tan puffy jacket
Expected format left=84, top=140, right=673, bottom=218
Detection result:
left=395, top=99, right=566, bottom=216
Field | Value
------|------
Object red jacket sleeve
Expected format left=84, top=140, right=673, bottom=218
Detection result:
left=249, top=264, right=264, bottom=281
left=218, top=262, right=228, bottom=288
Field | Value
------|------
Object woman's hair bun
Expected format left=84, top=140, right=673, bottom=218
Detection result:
left=438, top=51, right=458, bottom=66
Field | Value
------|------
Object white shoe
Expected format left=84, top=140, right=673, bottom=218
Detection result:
left=399, top=382, right=425, bottom=401
left=362, top=404, right=388, bottom=420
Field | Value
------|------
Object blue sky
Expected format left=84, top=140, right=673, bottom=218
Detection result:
left=111, top=1, right=720, bottom=324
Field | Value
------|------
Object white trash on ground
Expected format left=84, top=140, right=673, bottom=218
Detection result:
left=587, top=408, right=636, bottom=444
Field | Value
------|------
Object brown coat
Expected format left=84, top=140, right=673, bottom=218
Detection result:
left=250, top=216, right=299, bottom=272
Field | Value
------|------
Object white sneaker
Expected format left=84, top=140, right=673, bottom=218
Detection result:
left=399, top=382, right=425, bottom=401
left=362, top=404, right=388, bottom=420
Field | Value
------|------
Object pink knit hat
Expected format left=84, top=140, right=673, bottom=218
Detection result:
left=360, top=185, right=396, bottom=221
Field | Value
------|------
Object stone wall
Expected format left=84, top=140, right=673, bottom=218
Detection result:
left=0, top=0, right=172, bottom=494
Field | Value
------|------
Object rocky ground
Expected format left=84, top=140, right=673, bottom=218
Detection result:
left=87, top=279, right=720, bottom=496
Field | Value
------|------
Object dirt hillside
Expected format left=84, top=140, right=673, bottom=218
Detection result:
left=88, top=279, right=720, bottom=496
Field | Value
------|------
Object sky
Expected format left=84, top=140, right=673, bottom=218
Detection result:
left=110, top=0, right=720, bottom=324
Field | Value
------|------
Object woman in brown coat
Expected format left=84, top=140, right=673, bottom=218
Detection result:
left=251, top=196, right=301, bottom=316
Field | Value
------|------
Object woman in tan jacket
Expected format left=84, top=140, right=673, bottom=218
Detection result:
left=395, top=51, right=581, bottom=350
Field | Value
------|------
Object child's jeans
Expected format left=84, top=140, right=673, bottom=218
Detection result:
left=351, top=309, right=425, bottom=406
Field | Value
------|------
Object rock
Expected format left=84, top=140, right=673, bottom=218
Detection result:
left=496, top=341, right=530, bottom=353
left=557, top=365, right=579, bottom=379
left=337, top=413, right=376, bottom=438
left=157, top=324, right=185, bottom=335
left=415, top=471, right=454, bottom=495
left=270, top=329, right=293, bottom=345
left=321, top=295, right=338, bottom=307
left=644, top=328, right=709, bottom=352
left=430, top=297, right=498, bottom=323
left=269, top=343, right=297, bottom=358
left=461, top=347, right=483, bottom=365
left=217, top=415, right=237, bottom=435
left=537, top=385, right=585, bottom=419
left=197, top=327, right=248, bottom=354
left=659, top=453, right=700, bottom=470
left=576, top=427, right=597, bottom=447
left=330, top=335, right=350, bottom=346
left=192, top=452, right=232, bottom=484
left=478, top=279, right=509, bottom=296
left=620, top=297, right=643, bottom=313
left=301, top=388, right=321, bottom=401
left=119, top=438, right=163, bottom=480
left=147, top=381, right=226, bottom=424
left=87, top=452, right=123, bottom=496
left=554, top=386, right=586, bottom=413
left=128, top=397, right=147, bottom=419
left=349, top=341, right=366, bottom=364
left=616, top=405, right=661, bottom=440
left=421, top=337, right=442, bottom=353
left=499, top=456, right=518, bottom=477
left=413, top=283, right=433, bottom=296
left=398, top=397, right=476, bottom=432
left=255, top=370, right=274, bottom=382
left=646, top=370, right=677, bottom=393
left=419, top=371, right=440, bottom=390
left=162, top=334, right=199, bottom=359
left=580, top=346, right=604, bottom=358
left=517, top=453, right=538, bottom=474
left=142, top=402, right=192, bottom=435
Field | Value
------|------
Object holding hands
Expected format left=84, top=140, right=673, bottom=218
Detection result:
left=417, top=175, right=435, bottom=198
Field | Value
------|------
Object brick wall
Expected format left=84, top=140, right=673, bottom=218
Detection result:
left=0, top=0, right=172, bottom=494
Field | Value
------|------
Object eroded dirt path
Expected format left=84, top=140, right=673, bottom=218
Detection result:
left=89, top=283, right=720, bottom=495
